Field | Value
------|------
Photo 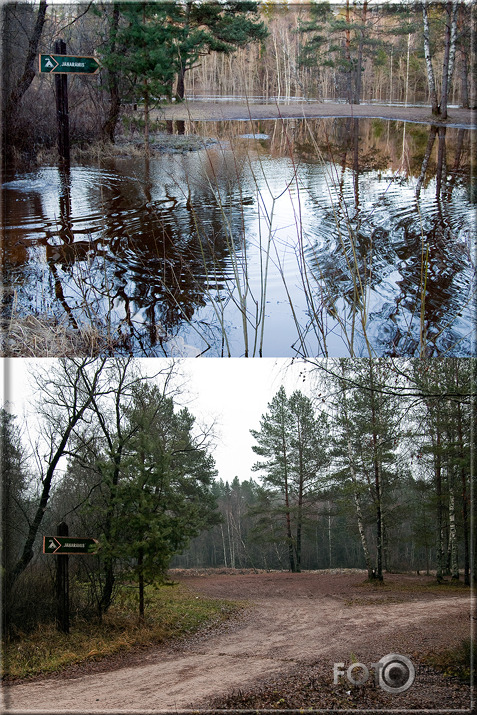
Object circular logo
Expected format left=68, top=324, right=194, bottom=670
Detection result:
left=378, top=653, right=415, bottom=693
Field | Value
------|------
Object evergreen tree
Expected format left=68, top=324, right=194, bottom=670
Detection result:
left=162, top=1, right=269, bottom=100
left=251, top=386, right=329, bottom=572
left=299, top=0, right=376, bottom=104
left=100, top=2, right=176, bottom=153
left=412, top=358, right=473, bottom=584
left=326, top=359, right=402, bottom=580
left=1, top=409, right=29, bottom=580
left=106, top=382, right=219, bottom=618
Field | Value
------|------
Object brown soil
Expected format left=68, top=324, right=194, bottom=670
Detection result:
left=158, top=100, right=476, bottom=129
left=3, top=570, right=473, bottom=713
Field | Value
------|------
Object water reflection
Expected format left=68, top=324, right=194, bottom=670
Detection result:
left=2, top=118, right=475, bottom=357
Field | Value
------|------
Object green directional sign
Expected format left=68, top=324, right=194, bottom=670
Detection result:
left=39, top=54, right=101, bottom=75
left=43, top=536, right=100, bottom=555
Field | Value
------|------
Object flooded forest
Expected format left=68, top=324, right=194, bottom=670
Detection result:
left=1, top=1, right=476, bottom=357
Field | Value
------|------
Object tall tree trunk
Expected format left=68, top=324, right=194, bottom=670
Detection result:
left=281, top=422, right=296, bottom=572
left=176, top=65, right=186, bottom=101
left=143, top=77, right=150, bottom=159
left=369, top=362, right=383, bottom=581
left=353, top=486, right=373, bottom=577
left=138, top=548, right=145, bottom=620
left=296, top=426, right=304, bottom=573
left=4, top=0, right=48, bottom=117
left=340, top=365, right=373, bottom=578
left=434, top=426, right=445, bottom=582
left=354, top=1, right=368, bottom=104
left=459, top=48, right=469, bottom=108
left=455, top=370, right=470, bottom=586
left=448, top=488, right=459, bottom=580
left=8, top=361, right=105, bottom=591
left=345, top=0, right=353, bottom=105
left=99, top=453, right=122, bottom=614
left=422, top=2, right=440, bottom=116
left=439, top=2, right=458, bottom=120
left=101, top=2, right=121, bottom=143
left=175, top=0, right=191, bottom=101
left=3, top=0, right=48, bottom=170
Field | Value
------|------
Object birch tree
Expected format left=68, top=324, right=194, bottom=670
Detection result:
left=422, top=0, right=458, bottom=118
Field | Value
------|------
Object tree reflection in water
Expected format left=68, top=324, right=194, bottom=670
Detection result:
left=2, top=118, right=475, bottom=356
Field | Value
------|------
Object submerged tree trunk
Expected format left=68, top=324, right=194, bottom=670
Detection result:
left=143, top=78, right=150, bottom=159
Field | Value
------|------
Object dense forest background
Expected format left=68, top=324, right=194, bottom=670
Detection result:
left=2, top=1, right=476, bottom=169
left=2, top=358, right=475, bottom=634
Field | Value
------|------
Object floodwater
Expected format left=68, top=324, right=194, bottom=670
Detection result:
left=2, top=117, right=475, bottom=357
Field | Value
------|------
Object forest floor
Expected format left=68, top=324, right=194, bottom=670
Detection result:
left=157, top=100, right=476, bottom=129
left=3, top=570, right=473, bottom=713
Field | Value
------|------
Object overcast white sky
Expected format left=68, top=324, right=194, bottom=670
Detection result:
left=1, top=358, right=316, bottom=484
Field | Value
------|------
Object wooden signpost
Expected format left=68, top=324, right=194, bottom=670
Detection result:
left=39, top=40, right=101, bottom=167
left=43, top=522, right=99, bottom=634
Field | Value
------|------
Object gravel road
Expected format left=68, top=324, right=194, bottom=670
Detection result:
left=3, top=571, right=472, bottom=713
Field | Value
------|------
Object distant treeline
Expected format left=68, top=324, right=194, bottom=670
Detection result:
left=2, top=2, right=475, bottom=169
left=2, top=358, right=474, bottom=635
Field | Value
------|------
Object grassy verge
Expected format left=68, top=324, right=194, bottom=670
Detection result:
left=3, top=582, right=243, bottom=681
left=422, top=638, right=475, bottom=683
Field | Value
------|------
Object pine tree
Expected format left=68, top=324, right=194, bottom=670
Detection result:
left=100, top=2, right=177, bottom=152
left=164, top=1, right=268, bottom=101
left=299, top=0, right=376, bottom=104
left=107, top=382, right=219, bottom=618
left=251, top=386, right=329, bottom=572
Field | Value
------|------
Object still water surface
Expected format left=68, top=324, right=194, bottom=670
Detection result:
left=3, top=118, right=475, bottom=356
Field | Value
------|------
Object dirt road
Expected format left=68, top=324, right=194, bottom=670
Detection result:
left=158, top=100, right=476, bottom=129
left=4, top=572, right=472, bottom=712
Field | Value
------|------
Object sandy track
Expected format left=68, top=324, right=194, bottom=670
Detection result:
left=158, top=100, right=476, bottom=129
left=4, top=573, right=472, bottom=713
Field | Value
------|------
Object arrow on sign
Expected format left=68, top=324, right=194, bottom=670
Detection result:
left=43, top=536, right=100, bottom=555
left=39, top=54, right=101, bottom=75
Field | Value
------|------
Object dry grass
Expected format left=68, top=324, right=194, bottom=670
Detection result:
left=3, top=582, right=242, bottom=681
left=72, top=134, right=217, bottom=162
left=0, top=313, right=124, bottom=357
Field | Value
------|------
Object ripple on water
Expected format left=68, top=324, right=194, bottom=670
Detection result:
left=3, top=120, right=476, bottom=357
